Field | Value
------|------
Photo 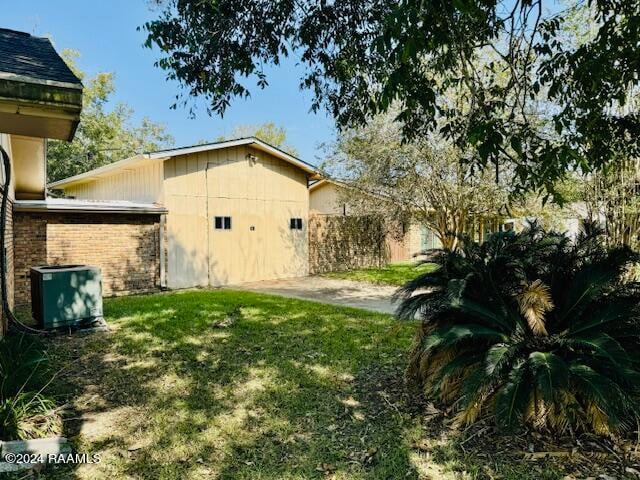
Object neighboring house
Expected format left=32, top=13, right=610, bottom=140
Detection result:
left=50, top=139, right=322, bottom=288
left=503, top=202, right=590, bottom=240
left=309, top=178, right=356, bottom=216
left=309, top=178, right=441, bottom=263
left=0, top=28, right=166, bottom=326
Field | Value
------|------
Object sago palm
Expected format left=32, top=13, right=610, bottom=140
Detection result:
left=396, top=222, right=640, bottom=436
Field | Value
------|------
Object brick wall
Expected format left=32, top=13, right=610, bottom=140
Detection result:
left=1, top=197, right=14, bottom=333
left=13, top=211, right=162, bottom=306
left=309, top=213, right=387, bottom=274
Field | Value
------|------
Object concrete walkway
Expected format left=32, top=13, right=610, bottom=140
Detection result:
left=235, top=276, right=399, bottom=314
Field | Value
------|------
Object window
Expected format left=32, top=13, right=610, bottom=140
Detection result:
left=290, top=218, right=303, bottom=230
left=214, top=216, right=232, bottom=230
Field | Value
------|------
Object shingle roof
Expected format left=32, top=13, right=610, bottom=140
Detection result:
left=0, top=28, right=82, bottom=87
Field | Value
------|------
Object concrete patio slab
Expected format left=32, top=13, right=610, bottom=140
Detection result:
left=234, top=276, right=399, bottom=314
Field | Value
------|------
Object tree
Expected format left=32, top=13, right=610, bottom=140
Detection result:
left=47, top=50, right=174, bottom=182
left=507, top=175, right=584, bottom=233
left=216, top=122, right=298, bottom=156
left=324, top=112, right=508, bottom=251
left=583, top=157, right=640, bottom=250
left=396, top=223, right=640, bottom=435
left=143, top=0, right=640, bottom=195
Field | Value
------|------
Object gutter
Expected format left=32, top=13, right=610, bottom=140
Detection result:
left=13, top=201, right=168, bottom=215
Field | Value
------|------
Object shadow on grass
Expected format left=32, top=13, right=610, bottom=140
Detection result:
left=33, top=290, right=426, bottom=479
left=33, top=290, right=564, bottom=480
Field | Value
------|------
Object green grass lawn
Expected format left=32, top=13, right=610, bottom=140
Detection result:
left=33, top=290, right=564, bottom=480
left=323, top=262, right=438, bottom=286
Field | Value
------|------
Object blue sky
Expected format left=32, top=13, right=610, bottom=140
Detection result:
left=3, top=1, right=335, bottom=165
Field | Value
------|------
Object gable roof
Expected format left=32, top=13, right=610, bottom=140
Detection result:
left=309, top=178, right=378, bottom=197
left=0, top=28, right=83, bottom=140
left=49, top=137, right=323, bottom=189
left=308, top=177, right=431, bottom=213
left=0, top=28, right=82, bottom=88
left=309, top=178, right=341, bottom=192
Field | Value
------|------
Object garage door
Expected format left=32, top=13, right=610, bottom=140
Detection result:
left=206, top=156, right=307, bottom=286
left=207, top=197, right=265, bottom=285
left=165, top=156, right=209, bottom=289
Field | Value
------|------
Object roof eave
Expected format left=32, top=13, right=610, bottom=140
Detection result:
left=50, top=138, right=324, bottom=189
left=149, top=137, right=323, bottom=177
left=0, top=77, right=83, bottom=141
left=13, top=200, right=167, bottom=215
left=309, top=179, right=328, bottom=191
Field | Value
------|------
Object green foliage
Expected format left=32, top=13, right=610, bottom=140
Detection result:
left=47, top=50, right=174, bottom=182
left=42, top=289, right=567, bottom=479
left=0, top=334, right=58, bottom=440
left=143, top=0, right=640, bottom=194
left=582, top=156, right=640, bottom=250
left=325, top=262, right=438, bottom=286
left=216, top=122, right=299, bottom=156
left=324, top=111, right=509, bottom=251
left=396, top=223, right=640, bottom=436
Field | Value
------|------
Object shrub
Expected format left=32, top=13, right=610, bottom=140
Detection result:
left=0, top=334, right=59, bottom=440
left=396, top=223, right=640, bottom=436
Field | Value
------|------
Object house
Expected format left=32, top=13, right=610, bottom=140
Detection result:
left=0, top=27, right=82, bottom=329
left=503, top=203, right=589, bottom=240
left=309, top=178, right=358, bottom=216
left=309, top=178, right=441, bottom=265
left=50, top=139, right=322, bottom=288
left=0, top=28, right=167, bottom=326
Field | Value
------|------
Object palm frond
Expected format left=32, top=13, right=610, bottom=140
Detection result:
left=495, top=361, right=530, bottom=430
left=528, top=351, right=569, bottom=402
left=567, top=333, right=631, bottom=368
left=517, top=280, right=553, bottom=336
left=401, top=223, right=640, bottom=436
left=567, top=296, right=637, bottom=336
left=451, top=297, right=517, bottom=333
left=569, top=363, right=632, bottom=433
left=424, top=324, right=507, bottom=354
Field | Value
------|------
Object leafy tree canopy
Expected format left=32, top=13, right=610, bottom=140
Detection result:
left=324, top=110, right=509, bottom=251
left=143, top=0, right=640, bottom=195
left=48, top=50, right=174, bottom=182
left=216, top=122, right=298, bottom=156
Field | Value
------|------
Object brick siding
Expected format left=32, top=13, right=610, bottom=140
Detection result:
left=0, top=197, right=14, bottom=333
left=13, top=211, right=162, bottom=307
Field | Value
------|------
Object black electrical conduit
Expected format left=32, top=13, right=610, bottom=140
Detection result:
left=0, top=145, right=49, bottom=335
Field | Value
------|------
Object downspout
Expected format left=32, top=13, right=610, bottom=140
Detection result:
left=0, top=145, right=46, bottom=335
